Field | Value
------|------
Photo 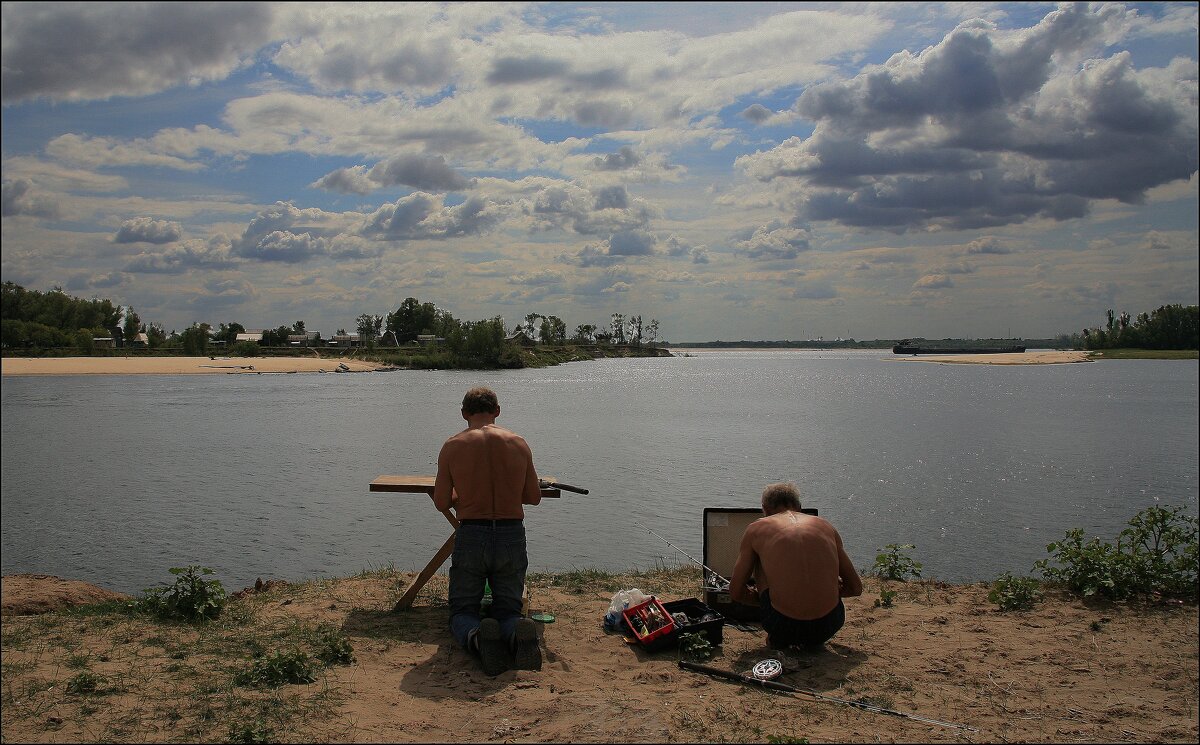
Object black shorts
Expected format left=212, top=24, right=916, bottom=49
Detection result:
left=759, top=590, right=845, bottom=649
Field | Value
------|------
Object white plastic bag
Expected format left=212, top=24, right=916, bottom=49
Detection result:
left=607, top=588, right=649, bottom=615
left=603, top=588, right=649, bottom=631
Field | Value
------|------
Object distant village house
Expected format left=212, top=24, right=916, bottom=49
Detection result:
left=377, top=330, right=399, bottom=347
left=329, top=333, right=362, bottom=347
left=506, top=330, right=535, bottom=346
left=287, top=332, right=322, bottom=347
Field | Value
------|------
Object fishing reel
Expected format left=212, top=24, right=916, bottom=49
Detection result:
left=751, top=658, right=783, bottom=681
left=704, top=571, right=730, bottom=592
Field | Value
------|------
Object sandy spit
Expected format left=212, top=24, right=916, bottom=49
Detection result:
left=894, top=350, right=1092, bottom=365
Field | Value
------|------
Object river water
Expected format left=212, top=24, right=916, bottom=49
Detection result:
left=2, top=350, right=1196, bottom=595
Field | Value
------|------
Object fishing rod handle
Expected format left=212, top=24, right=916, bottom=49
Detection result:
left=540, top=479, right=589, bottom=494
left=678, top=661, right=796, bottom=693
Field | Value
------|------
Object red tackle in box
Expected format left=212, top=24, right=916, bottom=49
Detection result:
left=621, top=596, right=677, bottom=650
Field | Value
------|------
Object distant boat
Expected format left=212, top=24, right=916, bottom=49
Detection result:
left=892, top=340, right=1026, bottom=355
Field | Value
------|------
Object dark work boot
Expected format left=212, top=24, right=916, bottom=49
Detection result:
left=478, top=618, right=508, bottom=676
left=512, top=618, right=542, bottom=671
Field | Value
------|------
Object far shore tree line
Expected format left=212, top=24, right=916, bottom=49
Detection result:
left=0, top=283, right=666, bottom=366
left=3, top=282, right=1197, bottom=362
left=1073, top=304, right=1199, bottom=351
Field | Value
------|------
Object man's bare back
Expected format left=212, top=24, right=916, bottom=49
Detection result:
left=434, top=423, right=541, bottom=519
left=734, top=510, right=862, bottom=621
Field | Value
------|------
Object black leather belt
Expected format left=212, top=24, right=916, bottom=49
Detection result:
left=458, top=518, right=523, bottom=526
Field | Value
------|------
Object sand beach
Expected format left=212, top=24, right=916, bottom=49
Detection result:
left=895, top=350, right=1092, bottom=365
left=0, top=356, right=387, bottom=376
left=1, top=568, right=1196, bottom=743
left=0, top=351, right=1095, bottom=377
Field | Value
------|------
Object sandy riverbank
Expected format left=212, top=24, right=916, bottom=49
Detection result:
left=0, top=356, right=386, bottom=376
left=1, top=351, right=1094, bottom=375
left=1, top=568, right=1195, bottom=743
left=895, top=350, right=1092, bottom=365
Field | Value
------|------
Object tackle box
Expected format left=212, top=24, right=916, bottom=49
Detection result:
left=621, top=596, right=677, bottom=651
left=662, top=598, right=725, bottom=647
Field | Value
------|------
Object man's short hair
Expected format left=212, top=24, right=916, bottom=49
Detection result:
left=762, top=482, right=801, bottom=512
left=462, top=386, right=500, bottom=415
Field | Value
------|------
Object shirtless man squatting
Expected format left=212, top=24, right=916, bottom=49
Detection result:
left=730, top=482, right=863, bottom=650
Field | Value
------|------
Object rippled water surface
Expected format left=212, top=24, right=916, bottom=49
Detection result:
left=2, top=351, right=1197, bottom=594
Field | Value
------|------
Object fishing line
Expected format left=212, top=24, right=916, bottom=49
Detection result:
left=631, top=519, right=730, bottom=589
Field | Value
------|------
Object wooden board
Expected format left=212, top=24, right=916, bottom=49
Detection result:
left=370, top=475, right=561, bottom=497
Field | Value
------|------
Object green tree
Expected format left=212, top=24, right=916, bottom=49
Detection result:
left=356, top=313, right=383, bottom=348
left=75, top=328, right=97, bottom=353
left=647, top=319, right=660, bottom=345
left=146, top=322, right=167, bottom=349
left=387, top=297, right=452, bottom=339
left=122, top=307, right=142, bottom=346
left=213, top=322, right=245, bottom=345
left=1081, top=305, right=1199, bottom=350
left=262, top=325, right=292, bottom=346
left=611, top=313, right=625, bottom=345
left=1, top=282, right=121, bottom=338
left=539, top=315, right=567, bottom=344
left=626, top=314, right=643, bottom=347
left=573, top=323, right=597, bottom=343
left=522, top=312, right=543, bottom=339
left=180, top=323, right=211, bottom=355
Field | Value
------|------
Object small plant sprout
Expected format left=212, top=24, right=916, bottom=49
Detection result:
left=140, top=566, right=227, bottom=622
left=872, top=544, right=923, bottom=582
left=988, top=573, right=1042, bottom=611
left=678, top=631, right=713, bottom=663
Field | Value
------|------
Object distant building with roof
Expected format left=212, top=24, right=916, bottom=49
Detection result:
left=506, top=330, right=534, bottom=346
left=287, top=332, right=321, bottom=347
left=329, top=333, right=362, bottom=347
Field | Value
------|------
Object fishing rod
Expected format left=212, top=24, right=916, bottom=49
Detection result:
left=632, top=520, right=730, bottom=589
left=539, top=478, right=589, bottom=494
left=679, top=661, right=977, bottom=732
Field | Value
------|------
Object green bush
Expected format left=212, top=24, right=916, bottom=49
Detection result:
left=873, top=588, right=897, bottom=608
left=230, top=341, right=261, bottom=356
left=1034, top=529, right=1129, bottom=598
left=872, top=544, right=923, bottom=581
left=140, top=566, right=227, bottom=622
left=1035, top=506, right=1198, bottom=600
left=65, top=671, right=104, bottom=695
left=988, top=573, right=1042, bottom=611
left=235, top=649, right=316, bottom=688
left=227, top=720, right=274, bottom=744
left=678, top=631, right=713, bottom=663
left=1120, top=505, right=1198, bottom=598
left=312, top=623, right=355, bottom=666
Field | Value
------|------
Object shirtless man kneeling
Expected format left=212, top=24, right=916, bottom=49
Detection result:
left=433, top=387, right=544, bottom=675
left=730, top=482, right=863, bottom=650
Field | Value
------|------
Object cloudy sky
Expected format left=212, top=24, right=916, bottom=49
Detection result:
left=2, top=2, right=1196, bottom=341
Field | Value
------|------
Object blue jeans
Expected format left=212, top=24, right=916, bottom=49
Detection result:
left=448, top=523, right=528, bottom=650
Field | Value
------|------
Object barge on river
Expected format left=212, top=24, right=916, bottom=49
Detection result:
left=892, top=340, right=1026, bottom=355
